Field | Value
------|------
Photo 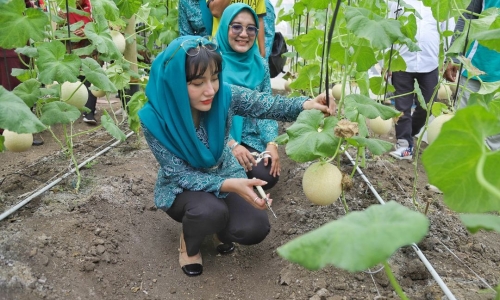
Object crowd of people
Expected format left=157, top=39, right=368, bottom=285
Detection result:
left=2, top=0, right=498, bottom=279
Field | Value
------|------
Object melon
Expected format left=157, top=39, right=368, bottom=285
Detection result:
left=302, top=162, right=342, bottom=206
left=3, top=130, right=33, bottom=152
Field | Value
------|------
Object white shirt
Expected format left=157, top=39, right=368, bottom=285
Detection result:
left=388, top=0, right=455, bottom=73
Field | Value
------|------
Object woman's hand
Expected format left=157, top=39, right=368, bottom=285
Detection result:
left=265, top=143, right=280, bottom=177
left=303, top=92, right=337, bottom=116
left=230, top=141, right=257, bottom=171
left=220, top=178, right=272, bottom=209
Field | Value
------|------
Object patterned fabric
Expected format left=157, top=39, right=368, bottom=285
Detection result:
left=142, top=84, right=308, bottom=210
left=263, top=0, right=276, bottom=60
left=179, top=0, right=212, bottom=37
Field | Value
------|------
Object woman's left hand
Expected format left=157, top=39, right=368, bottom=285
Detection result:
left=265, top=144, right=280, bottom=177
left=303, top=92, right=337, bottom=116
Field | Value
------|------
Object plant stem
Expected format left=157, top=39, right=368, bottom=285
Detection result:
left=384, top=261, right=409, bottom=300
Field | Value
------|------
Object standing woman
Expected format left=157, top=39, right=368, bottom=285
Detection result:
left=215, top=4, right=280, bottom=190
left=178, top=0, right=213, bottom=36
left=139, top=35, right=333, bottom=277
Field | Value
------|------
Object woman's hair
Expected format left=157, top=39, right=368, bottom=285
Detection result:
left=185, top=46, right=223, bottom=82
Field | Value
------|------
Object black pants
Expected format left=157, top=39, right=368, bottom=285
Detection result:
left=392, top=68, right=438, bottom=147
left=242, top=144, right=279, bottom=190
left=166, top=191, right=270, bottom=256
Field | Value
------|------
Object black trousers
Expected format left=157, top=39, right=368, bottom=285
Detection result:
left=166, top=191, right=270, bottom=256
left=392, top=68, right=438, bottom=147
left=242, top=144, right=279, bottom=190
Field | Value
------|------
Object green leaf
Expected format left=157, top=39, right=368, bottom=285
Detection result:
left=431, top=102, right=449, bottom=117
left=344, top=94, right=400, bottom=119
left=127, top=90, right=148, bottom=133
left=0, top=87, right=46, bottom=133
left=12, top=79, right=41, bottom=108
left=285, top=110, right=340, bottom=162
left=293, top=30, right=324, bottom=60
left=116, top=0, right=143, bottom=19
left=101, top=111, right=126, bottom=141
left=84, top=20, right=123, bottom=60
left=91, top=0, right=120, bottom=22
left=422, top=106, right=500, bottom=213
left=413, top=79, right=428, bottom=111
left=0, top=135, right=5, bottom=152
left=277, top=201, right=429, bottom=271
left=369, top=76, right=395, bottom=96
left=345, top=7, right=406, bottom=50
left=289, top=64, right=321, bottom=91
left=81, top=58, right=117, bottom=93
left=35, top=41, right=81, bottom=84
left=460, top=214, right=500, bottom=234
left=275, top=133, right=289, bottom=145
left=40, top=101, right=81, bottom=125
left=347, top=136, right=394, bottom=156
left=354, top=46, right=377, bottom=72
left=0, top=2, right=48, bottom=48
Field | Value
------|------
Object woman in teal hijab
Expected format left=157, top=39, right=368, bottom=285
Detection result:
left=215, top=4, right=281, bottom=190
left=139, top=35, right=334, bottom=277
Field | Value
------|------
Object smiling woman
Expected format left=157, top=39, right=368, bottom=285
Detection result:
left=138, top=35, right=333, bottom=277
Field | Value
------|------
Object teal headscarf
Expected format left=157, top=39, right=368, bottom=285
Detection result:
left=139, top=36, right=231, bottom=169
left=199, top=0, right=213, bottom=34
left=215, top=4, right=265, bottom=142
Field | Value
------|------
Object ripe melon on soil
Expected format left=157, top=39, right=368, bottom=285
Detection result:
left=3, top=130, right=33, bottom=152
left=61, top=81, right=88, bottom=109
left=302, top=162, right=342, bottom=206
left=427, top=114, right=454, bottom=145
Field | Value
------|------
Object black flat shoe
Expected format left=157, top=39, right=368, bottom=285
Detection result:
left=216, top=242, right=235, bottom=255
left=181, top=263, right=203, bottom=276
left=32, top=139, right=44, bottom=146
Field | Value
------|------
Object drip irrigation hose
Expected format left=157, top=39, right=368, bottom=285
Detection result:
left=0, top=131, right=135, bottom=222
left=343, top=150, right=457, bottom=300
left=324, top=0, right=342, bottom=107
left=318, top=6, right=329, bottom=94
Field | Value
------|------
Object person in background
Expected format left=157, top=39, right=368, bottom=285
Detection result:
left=58, top=0, right=98, bottom=125
left=179, top=0, right=213, bottom=36
left=263, top=0, right=276, bottom=60
left=387, top=0, right=455, bottom=160
left=443, top=0, right=500, bottom=150
left=208, top=0, right=267, bottom=57
left=216, top=4, right=280, bottom=189
left=139, top=35, right=334, bottom=277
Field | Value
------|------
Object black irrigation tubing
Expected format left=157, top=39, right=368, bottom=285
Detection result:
left=65, top=0, right=72, bottom=53
left=0, top=131, right=135, bottom=222
left=295, top=14, right=301, bottom=73
left=324, top=0, right=342, bottom=107
left=318, top=6, right=329, bottom=94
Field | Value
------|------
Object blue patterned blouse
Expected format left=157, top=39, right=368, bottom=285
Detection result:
left=237, top=56, right=278, bottom=152
left=142, top=84, right=308, bottom=210
left=178, top=0, right=211, bottom=37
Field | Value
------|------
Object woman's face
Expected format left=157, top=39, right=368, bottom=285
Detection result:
left=187, top=64, right=220, bottom=113
left=228, top=11, right=257, bottom=53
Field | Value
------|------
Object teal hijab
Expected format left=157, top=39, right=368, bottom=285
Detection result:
left=139, top=36, right=231, bottom=169
left=199, top=0, right=213, bottom=34
left=215, top=4, right=265, bottom=142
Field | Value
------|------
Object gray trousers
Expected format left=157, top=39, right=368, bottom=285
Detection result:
left=455, top=76, right=500, bottom=150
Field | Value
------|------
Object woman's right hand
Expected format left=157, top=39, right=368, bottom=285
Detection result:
left=220, top=178, right=272, bottom=209
left=231, top=141, right=257, bottom=171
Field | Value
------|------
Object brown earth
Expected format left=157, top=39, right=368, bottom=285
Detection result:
left=1, top=98, right=499, bottom=300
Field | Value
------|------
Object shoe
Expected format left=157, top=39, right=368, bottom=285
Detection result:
left=390, top=146, right=413, bottom=160
left=213, top=234, right=235, bottom=255
left=83, top=112, right=98, bottom=125
left=425, top=184, right=443, bottom=194
left=32, top=139, right=44, bottom=146
left=179, top=233, right=203, bottom=277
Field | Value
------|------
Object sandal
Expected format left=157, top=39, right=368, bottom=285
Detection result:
left=213, top=234, right=235, bottom=255
left=179, top=233, right=203, bottom=276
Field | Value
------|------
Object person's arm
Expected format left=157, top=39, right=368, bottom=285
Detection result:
left=208, top=0, right=231, bottom=18
left=444, top=0, right=483, bottom=81
left=258, top=17, right=266, bottom=57
left=178, top=0, right=194, bottom=36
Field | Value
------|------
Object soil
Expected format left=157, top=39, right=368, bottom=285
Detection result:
left=1, top=97, right=499, bottom=300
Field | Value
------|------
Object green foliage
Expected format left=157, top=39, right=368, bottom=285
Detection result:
left=277, top=201, right=429, bottom=272
left=101, top=111, right=127, bottom=141
left=127, top=90, right=148, bottom=133
left=36, top=41, right=82, bottom=84
left=40, top=102, right=81, bottom=125
left=0, top=87, right=46, bottom=134
left=460, top=214, right=500, bottom=234
left=422, top=105, right=500, bottom=213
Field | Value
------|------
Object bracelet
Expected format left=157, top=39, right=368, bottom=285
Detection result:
left=267, top=141, right=278, bottom=149
left=230, top=141, right=239, bottom=150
